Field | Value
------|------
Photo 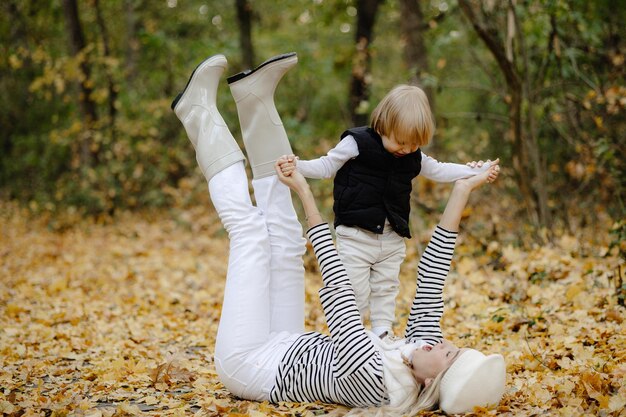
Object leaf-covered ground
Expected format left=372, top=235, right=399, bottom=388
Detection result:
left=1, top=196, right=625, bottom=417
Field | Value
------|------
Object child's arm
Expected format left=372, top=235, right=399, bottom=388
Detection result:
left=296, top=136, right=359, bottom=179
left=420, top=152, right=492, bottom=183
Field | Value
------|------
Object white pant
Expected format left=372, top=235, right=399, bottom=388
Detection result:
left=210, top=162, right=306, bottom=400
left=335, top=223, right=406, bottom=334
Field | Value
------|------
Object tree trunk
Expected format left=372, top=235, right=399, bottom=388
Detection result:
left=458, top=0, right=550, bottom=229
left=349, top=0, right=383, bottom=126
left=508, top=86, right=539, bottom=225
left=124, top=0, right=139, bottom=83
left=399, top=0, right=434, bottom=107
left=62, top=0, right=97, bottom=165
left=235, top=0, right=255, bottom=69
left=2, top=1, right=26, bottom=158
left=513, top=0, right=551, bottom=228
left=94, top=0, right=117, bottom=131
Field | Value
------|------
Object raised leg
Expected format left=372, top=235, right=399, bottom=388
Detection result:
left=171, top=54, right=245, bottom=181
left=252, top=175, right=307, bottom=333
left=210, top=163, right=273, bottom=380
left=230, top=52, right=305, bottom=330
left=228, top=53, right=297, bottom=179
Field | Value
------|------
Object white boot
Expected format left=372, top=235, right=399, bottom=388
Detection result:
left=172, top=54, right=245, bottom=182
left=228, top=53, right=297, bottom=179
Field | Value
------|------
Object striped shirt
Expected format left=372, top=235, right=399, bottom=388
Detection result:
left=269, top=224, right=457, bottom=407
left=405, top=226, right=457, bottom=344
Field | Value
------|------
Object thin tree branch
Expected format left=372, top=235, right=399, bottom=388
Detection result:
left=439, top=82, right=506, bottom=98
left=534, top=13, right=558, bottom=89
left=458, top=0, right=521, bottom=90
left=524, top=332, right=553, bottom=371
left=466, top=43, right=504, bottom=92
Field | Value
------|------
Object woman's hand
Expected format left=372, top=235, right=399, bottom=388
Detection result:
left=277, top=154, right=298, bottom=177
left=486, top=158, right=500, bottom=183
left=275, top=156, right=325, bottom=227
left=275, top=155, right=310, bottom=195
left=466, top=158, right=501, bottom=183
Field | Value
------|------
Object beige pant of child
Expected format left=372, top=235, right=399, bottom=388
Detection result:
left=335, top=223, right=406, bottom=336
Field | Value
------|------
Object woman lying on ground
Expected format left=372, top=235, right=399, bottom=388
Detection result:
left=171, top=52, right=506, bottom=415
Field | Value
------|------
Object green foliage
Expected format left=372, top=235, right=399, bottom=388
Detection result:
left=609, top=221, right=626, bottom=262
left=0, top=0, right=623, bottom=228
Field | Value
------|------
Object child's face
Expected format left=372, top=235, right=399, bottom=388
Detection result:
left=381, top=133, right=418, bottom=157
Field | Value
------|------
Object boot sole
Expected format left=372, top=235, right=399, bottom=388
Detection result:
left=171, top=54, right=227, bottom=111
left=226, top=52, right=297, bottom=84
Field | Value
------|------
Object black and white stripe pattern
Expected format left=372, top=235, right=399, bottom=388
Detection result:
left=270, top=224, right=457, bottom=406
left=270, top=223, right=388, bottom=407
left=404, top=226, right=457, bottom=345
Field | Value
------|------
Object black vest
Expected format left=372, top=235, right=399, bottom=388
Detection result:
left=333, top=127, right=422, bottom=238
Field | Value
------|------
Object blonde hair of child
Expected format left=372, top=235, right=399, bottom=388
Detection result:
left=370, top=85, right=434, bottom=148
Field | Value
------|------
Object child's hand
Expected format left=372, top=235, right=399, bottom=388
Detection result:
left=466, top=158, right=501, bottom=182
left=277, top=154, right=298, bottom=177
left=467, top=160, right=488, bottom=169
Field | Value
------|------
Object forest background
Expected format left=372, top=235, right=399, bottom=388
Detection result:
left=1, top=0, right=625, bottom=416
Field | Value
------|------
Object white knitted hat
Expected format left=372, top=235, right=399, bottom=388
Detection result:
left=439, top=349, right=506, bottom=414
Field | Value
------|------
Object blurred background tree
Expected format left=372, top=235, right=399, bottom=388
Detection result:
left=0, top=0, right=623, bottom=241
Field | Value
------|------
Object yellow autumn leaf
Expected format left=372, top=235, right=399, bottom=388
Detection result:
left=565, top=283, right=584, bottom=301
left=608, top=394, right=626, bottom=412
left=1, top=197, right=624, bottom=417
left=593, top=116, right=604, bottom=128
left=142, top=395, right=159, bottom=405
left=117, top=403, right=142, bottom=415
left=0, top=401, right=16, bottom=414
left=8, top=54, right=22, bottom=69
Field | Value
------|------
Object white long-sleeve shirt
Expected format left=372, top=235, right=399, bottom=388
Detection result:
left=297, top=135, right=487, bottom=181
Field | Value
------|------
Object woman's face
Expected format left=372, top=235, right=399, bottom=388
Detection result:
left=408, top=340, right=467, bottom=386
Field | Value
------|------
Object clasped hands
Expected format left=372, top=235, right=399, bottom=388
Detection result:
left=275, top=155, right=308, bottom=193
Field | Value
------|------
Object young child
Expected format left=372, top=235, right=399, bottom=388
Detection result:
left=284, top=85, right=495, bottom=338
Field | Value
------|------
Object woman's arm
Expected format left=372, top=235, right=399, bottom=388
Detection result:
left=404, top=226, right=456, bottom=344
left=276, top=160, right=386, bottom=402
left=276, top=156, right=324, bottom=228
left=405, top=162, right=500, bottom=343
